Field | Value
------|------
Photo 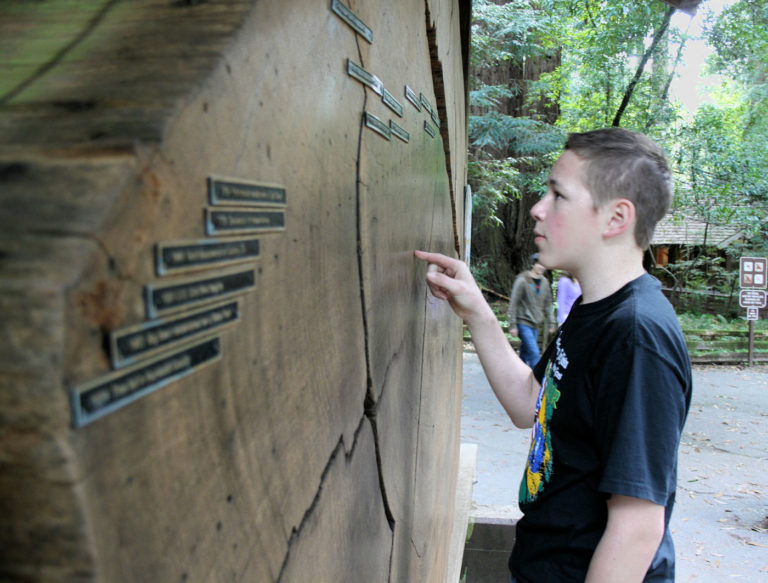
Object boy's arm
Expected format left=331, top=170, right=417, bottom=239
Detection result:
left=414, top=250, right=539, bottom=428
left=585, top=495, right=665, bottom=583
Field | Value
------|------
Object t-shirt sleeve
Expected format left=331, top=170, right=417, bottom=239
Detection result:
left=592, top=341, right=689, bottom=506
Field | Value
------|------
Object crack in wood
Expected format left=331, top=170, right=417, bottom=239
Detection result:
left=275, top=413, right=395, bottom=582
left=276, top=32, right=398, bottom=580
left=425, top=0, right=461, bottom=258
left=352, top=31, right=397, bottom=547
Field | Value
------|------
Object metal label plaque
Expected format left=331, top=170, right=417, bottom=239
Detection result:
left=70, top=337, right=222, bottom=428
left=145, top=268, right=255, bottom=318
left=382, top=88, right=403, bottom=117
left=431, top=109, right=440, bottom=128
left=364, top=111, right=391, bottom=140
left=424, top=120, right=436, bottom=138
left=347, top=59, right=383, bottom=96
left=208, top=176, right=286, bottom=207
left=155, top=237, right=260, bottom=276
left=390, top=120, right=410, bottom=143
left=331, top=0, right=373, bottom=43
left=405, top=85, right=421, bottom=111
left=110, top=300, right=239, bottom=368
left=205, top=208, right=285, bottom=236
left=420, top=93, right=433, bottom=116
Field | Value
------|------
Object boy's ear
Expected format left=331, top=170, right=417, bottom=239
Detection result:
left=602, top=198, right=636, bottom=239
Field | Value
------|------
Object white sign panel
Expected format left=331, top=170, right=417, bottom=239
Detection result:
left=739, top=289, right=767, bottom=308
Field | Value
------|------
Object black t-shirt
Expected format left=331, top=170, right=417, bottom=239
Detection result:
left=509, top=274, right=692, bottom=582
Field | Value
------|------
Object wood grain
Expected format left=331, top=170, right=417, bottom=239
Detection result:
left=0, top=1, right=470, bottom=580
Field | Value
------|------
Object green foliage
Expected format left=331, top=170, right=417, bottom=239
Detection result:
left=678, top=311, right=768, bottom=331
left=669, top=92, right=768, bottom=251
left=664, top=0, right=768, bottom=257
left=469, top=85, right=517, bottom=110
left=468, top=0, right=566, bottom=232
left=468, top=0, right=768, bottom=304
left=469, top=258, right=498, bottom=291
left=660, top=255, right=734, bottom=294
left=706, top=0, right=768, bottom=92
left=468, top=113, right=564, bottom=155
left=553, top=0, right=675, bottom=130
left=468, top=155, right=519, bottom=230
left=470, top=0, right=556, bottom=73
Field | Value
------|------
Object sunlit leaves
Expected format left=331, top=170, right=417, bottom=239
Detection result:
left=469, top=113, right=563, bottom=154
left=469, top=0, right=768, bottom=289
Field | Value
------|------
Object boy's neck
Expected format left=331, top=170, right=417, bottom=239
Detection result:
left=575, top=247, right=646, bottom=304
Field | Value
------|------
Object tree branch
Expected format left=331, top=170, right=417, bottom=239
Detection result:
left=612, top=5, right=676, bottom=127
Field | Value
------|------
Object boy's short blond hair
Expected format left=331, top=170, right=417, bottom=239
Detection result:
left=564, top=128, right=672, bottom=249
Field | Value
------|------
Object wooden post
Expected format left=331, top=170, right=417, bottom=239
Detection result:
left=749, top=319, right=755, bottom=367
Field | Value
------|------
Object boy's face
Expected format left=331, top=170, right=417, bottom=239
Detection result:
left=530, top=150, right=603, bottom=273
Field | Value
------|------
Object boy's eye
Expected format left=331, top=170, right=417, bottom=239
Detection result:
left=553, top=190, right=564, bottom=200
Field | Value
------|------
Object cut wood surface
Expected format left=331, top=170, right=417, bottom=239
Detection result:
left=0, top=1, right=470, bottom=581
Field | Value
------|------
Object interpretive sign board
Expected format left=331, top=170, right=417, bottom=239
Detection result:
left=740, top=257, right=767, bottom=288
left=739, top=256, right=767, bottom=364
left=739, top=289, right=767, bottom=309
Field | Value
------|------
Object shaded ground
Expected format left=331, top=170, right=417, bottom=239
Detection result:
left=461, top=352, right=768, bottom=581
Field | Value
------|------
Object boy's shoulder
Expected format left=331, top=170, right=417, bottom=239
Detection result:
left=600, top=275, right=688, bottom=359
left=572, top=275, right=682, bottom=343
left=605, top=275, right=676, bottom=323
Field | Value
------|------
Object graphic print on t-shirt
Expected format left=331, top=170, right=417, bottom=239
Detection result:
left=520, top=336, right=567, bottom=503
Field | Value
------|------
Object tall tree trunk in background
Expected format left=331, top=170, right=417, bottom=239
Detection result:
left=470, top=50, right=560, bottom=295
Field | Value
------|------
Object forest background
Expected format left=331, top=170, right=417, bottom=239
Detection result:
left=468, top=0, right=768, bottom=305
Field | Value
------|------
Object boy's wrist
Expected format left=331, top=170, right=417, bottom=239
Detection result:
left=466, top=302, right=500, bottom=330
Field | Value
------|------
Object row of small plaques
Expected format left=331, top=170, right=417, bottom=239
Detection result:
left=156, top=177, right=285, bottom=276
left=347, top=59, right=440, bottom=141
left=71, top=272, right=254, bottom=428
left=70, top=176, right=285, bottom=427
left=334, top=0, right=440, bottom=141
left=332, top=0, right=442, bottom=135
left=205, top=175, right=286, bottom=237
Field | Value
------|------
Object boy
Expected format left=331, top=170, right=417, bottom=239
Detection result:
left=416, top=128, right=691, bottom=582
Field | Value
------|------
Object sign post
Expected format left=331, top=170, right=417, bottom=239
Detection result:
left=739, top=257, right=767, bottom=366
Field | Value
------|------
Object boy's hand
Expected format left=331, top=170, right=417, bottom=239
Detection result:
left=414, top=250, right=488, bottom=323
left=415, top=250, right=539, bottom=428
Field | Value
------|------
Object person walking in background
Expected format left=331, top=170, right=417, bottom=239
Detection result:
left=556, top=272, right=581, bottom=326
left=507, top=254, right=555, bottom=368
